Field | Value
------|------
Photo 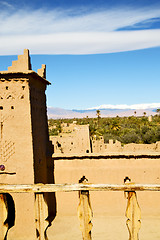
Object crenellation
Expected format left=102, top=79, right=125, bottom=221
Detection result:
left=37, top=64, right=46, bottom=78
left=8, top=49, right=32, bottom=72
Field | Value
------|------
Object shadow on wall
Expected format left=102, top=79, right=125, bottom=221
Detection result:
left=44, top=142, right=57, bottom=227
left=0, top=193, right=15, bottom=240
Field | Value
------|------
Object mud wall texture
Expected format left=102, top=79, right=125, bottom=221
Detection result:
left=0, top=49, right=55, bottom=240
left=50, top=124, right=91, bottom=154
left=91, top=138, right=160, bottom=153
left=54, top=156, right=160, bottom=217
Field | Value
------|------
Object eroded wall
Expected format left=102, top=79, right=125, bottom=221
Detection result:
left=91, top=137, right=160, bottom=153
left=50, top=124, right=91, bottom=154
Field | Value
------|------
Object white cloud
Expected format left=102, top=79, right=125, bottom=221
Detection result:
left=1, top=30, right=160, bottom=55
left=87, top=103, right=160, bottom=110
left=0, top=6, right=160, bottom=55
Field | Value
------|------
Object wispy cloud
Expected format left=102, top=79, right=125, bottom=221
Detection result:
left=87, top=103, right=160, bottom=110
left=0, top=1, right=14, bottom=9
left=1, top=30, right=160, bottom=55
left=0, top=5, right=160, bottom=55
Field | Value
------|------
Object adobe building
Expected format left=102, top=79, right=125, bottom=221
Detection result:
left=0, top=49, right=56, bottom=240
left=50, top=123, right=91, bottom=154
left=91, top=136, right=160, bottom=153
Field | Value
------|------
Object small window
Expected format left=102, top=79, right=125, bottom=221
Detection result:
left=21, top=95, right=24, bottom=99
left=11, top=106, right=14, bottom=109
left=0, top=106, right=3, bottom=110
left=22, top=86, right=25, bottom=90
left=6, top=86, right=8, bottom=90
left=7, top=95, right=12, bottom=99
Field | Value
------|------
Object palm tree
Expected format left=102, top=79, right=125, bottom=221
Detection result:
left=96, top=110, right=101, bottom=127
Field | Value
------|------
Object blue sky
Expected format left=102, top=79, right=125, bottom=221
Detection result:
left=0, top=0, right=160, bottom=109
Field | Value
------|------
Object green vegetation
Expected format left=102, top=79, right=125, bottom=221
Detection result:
left=48, top=114, right=160, bottom=144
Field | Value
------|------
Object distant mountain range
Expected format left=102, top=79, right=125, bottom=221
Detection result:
left=47, top=104, right=159, bottom=119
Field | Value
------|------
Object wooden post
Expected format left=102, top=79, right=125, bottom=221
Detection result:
left=125, top=179, right=141, bottom=240
left=0, top=194, right=8, bottom=240
left=35, top=193, right=48, bottom=240
left=77, top=176, right=93, bottom=240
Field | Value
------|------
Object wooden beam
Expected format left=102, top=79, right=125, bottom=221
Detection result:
left=0, top=183, right=160, bottom=193
left=126, top=191, right=141, bottom=240
left=35, top=194, right=48, bottom=240
left=78, top=177, right=93, bottom=240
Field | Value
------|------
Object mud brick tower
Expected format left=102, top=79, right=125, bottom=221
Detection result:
left=0, top=49, right=55, bottom=240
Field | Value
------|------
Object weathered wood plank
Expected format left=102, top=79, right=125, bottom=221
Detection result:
left=0, top=183, right=160, bottom=193
left=35, top=194, right=48, bottom=240
left=126, top=191, right=141, bottom=240
left=78, top=177, right=93, bottom=240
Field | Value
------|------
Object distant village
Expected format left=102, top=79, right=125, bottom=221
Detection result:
left=49, top=118, right=160, bottom=155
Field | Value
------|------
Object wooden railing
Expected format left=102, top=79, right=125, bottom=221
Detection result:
left=1, top=178, right=160, bottom=240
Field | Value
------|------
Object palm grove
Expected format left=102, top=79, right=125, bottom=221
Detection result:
left=48, top=110, right=160, bottom=145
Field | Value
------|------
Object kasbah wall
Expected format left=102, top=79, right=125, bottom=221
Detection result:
left=50, top=124, right=160, bottom=217
left=1, top=49, right=160, bottom=239
left=0, top=50, right=56, bottom=240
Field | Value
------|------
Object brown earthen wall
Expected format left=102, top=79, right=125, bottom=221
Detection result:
left=50, top=124, right=91, bottom=154
left=0, top=76, right=36, bottom=239
left=54, top=156, right=160, bottom=217
left=0, top=50, right=55, bottom=239
left=92, top=137, right=160, bottom=153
